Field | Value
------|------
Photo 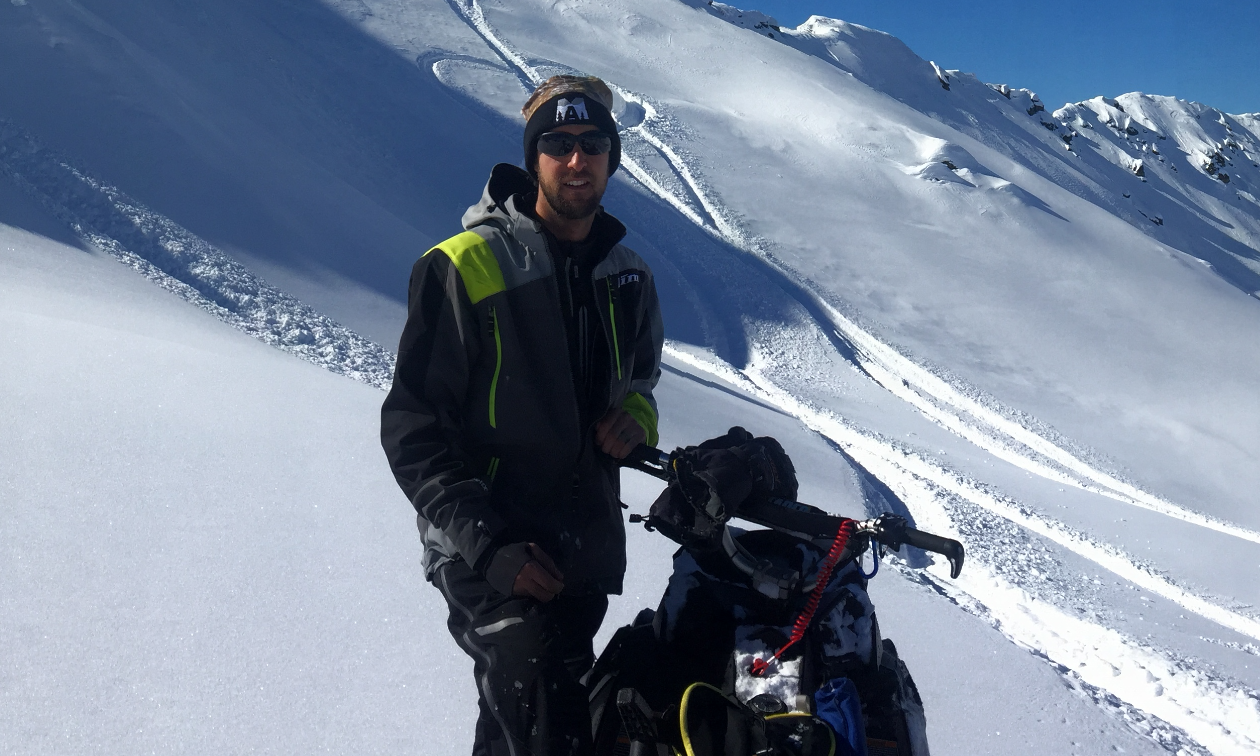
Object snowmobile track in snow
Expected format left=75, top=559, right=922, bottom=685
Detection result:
left=449, top=0, right=1260, bottom=621
left=895, top=567, right=1214, bottom=756
left=450, top=0, right=1260, bottom=552
left=445, top=4, right=1260, bottom=751
left=665, top=346, right=1260, bottom=756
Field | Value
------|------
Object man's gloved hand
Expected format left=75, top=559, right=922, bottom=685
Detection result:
left=484, top=542, right=565, bottom=602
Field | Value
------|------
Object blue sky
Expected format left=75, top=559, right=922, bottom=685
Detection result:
left=744, top=0, right=1260, bottom=114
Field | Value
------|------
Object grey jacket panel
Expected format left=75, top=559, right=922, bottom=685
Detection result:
left=591, top=243, right=649, bottom=280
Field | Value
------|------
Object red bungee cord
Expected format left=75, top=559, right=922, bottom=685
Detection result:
left=749, top=518, right=857, bottom=677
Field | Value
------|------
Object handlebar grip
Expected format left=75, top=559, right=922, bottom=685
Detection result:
left=625, top=444, right=665, bottom=466
left=621, top=444, right=670, bottom=481
left=902, top=527, right=965, bottom=579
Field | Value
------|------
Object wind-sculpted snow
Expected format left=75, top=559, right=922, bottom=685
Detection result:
left=0, top=121, right=395, bottom=389
left=700, top=8, right=1260, bottom=297
left=680, top=0, right=781, bottom=33
left=1052, top=94, right=1260, bottom=290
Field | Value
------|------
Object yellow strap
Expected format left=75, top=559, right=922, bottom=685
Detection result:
left=678, top=682, right=725, bottom=756
left=679, top=684, right=835, bottom=756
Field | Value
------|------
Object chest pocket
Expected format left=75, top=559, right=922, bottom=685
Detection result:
left=605, top=270, right=645, bottom=382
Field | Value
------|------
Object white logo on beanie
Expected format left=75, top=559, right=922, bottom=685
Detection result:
left=555, top=97, right=589, bottom=123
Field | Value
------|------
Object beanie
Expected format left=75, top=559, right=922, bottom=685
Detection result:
left=522, top=75, right=621, bottom=176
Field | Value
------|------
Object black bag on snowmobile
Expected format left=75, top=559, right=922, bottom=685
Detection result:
left=589, top=429, right=960, bottom=756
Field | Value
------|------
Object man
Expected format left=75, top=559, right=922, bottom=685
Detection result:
left=381, top=75, right=664, bottom=756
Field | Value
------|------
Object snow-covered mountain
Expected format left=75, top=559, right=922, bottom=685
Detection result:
left=763, top=13, right=1260, bottom=294
left=3, top=1, right=1259, bottom=754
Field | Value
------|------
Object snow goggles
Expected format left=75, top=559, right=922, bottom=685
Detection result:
left=535, top=131, right=614, bottom=158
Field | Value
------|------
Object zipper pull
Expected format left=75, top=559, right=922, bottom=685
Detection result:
left=564, top=259, right=575, bottom=317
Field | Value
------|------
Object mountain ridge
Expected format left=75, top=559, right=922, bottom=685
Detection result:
left=693, top=2, right=1260, bottom=297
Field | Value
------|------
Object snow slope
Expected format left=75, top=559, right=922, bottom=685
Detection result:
left=1, top=224, right=451, bottom=753
left=4, top=0, right=1260, bottom=753
left=0, top=225, right=1176, bottom=755
left=762, top=15, right=1260, bottom=296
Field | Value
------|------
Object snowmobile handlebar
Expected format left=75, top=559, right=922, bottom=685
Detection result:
left=622, top=444, right=965, bottom=579
left=853, top=511, right=965, bottom=580
left=621, top=443, right=672, bottom=478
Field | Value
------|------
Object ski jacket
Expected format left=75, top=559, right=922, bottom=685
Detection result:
left=381, top=163, right=664, bottom=595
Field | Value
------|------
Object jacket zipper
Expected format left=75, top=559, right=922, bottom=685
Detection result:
left=606, top=276, right=623, bottom=381
left=539, top=239, right=587, bottom=454
left=565, top=258, right=577, bottom=318
left=488, top=306, right=502, bottom=429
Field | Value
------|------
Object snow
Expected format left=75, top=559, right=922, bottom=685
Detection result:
left=0, top=121, right=395, bottom=388
left=0, top=226, right=1180, bottom=755
left=4, top=0, right=1260, bottom=753
left=0, top=226, right=466, bottom=753
left=733, top=628, right=806, bottom=710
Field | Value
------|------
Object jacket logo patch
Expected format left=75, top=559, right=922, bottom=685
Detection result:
left=556, top=97, right=589, bottom=123
left=618, top=273, right=640, bottom=286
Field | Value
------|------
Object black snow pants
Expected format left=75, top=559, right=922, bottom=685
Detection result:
left=435, top=559, right=609, bottom=756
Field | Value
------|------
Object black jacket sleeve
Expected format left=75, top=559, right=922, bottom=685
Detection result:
left=381, top=251, right=507, bottom=572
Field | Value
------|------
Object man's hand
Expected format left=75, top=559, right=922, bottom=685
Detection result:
left=512, top=544, right=565, bottom=602
left=595, top=407, right=646, bottom=459
left=485, top=542, right=565, bottom=602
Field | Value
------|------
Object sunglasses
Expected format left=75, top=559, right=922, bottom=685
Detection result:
left=536, top=131, right=614, bottom=158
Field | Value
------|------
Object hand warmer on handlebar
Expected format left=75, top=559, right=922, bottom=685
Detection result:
left=647, top=427, right=798, bottom=546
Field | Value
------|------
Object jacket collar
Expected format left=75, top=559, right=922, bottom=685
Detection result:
left=462, top=163, right=627, bottom=258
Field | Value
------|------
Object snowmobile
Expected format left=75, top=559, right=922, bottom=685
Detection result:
left=587, top=428, right=965, bottom=756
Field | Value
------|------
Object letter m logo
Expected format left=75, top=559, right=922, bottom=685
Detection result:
left=555, top=97, right=590, bottom=123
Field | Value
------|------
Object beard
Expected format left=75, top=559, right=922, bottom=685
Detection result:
left=538, top=170, right=605, bottom=220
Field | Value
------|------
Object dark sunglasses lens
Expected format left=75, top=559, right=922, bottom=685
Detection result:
left=577, top=133, right=612, bottom=155
left=537, top=133, right=579, bottom=157
left=537, top=132, right=613, bottom=157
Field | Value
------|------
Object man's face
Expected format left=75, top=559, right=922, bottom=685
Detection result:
left=535, top=124, right=609, bottom=221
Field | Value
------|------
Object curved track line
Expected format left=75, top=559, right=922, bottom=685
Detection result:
left=618, top=144, right=711, bottom=229
left=450, top=0, right=1260, bottom=548
left=930, top=567, right=1256, bottom=756
left=447, top=3, right=722, bottom=235
left=446, top=0, right=540, bottom=88
left=666, top=345, right=1260, bottom=756
left=444, top=4, right=1259, bottom=748
left=664, top=345, right=1260, bottom=642
left=809, top=295, right=1260, bottom=545
left=448, top=0, right=1260, bottom=637
left=670, top=342, right=1260, bottom=642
